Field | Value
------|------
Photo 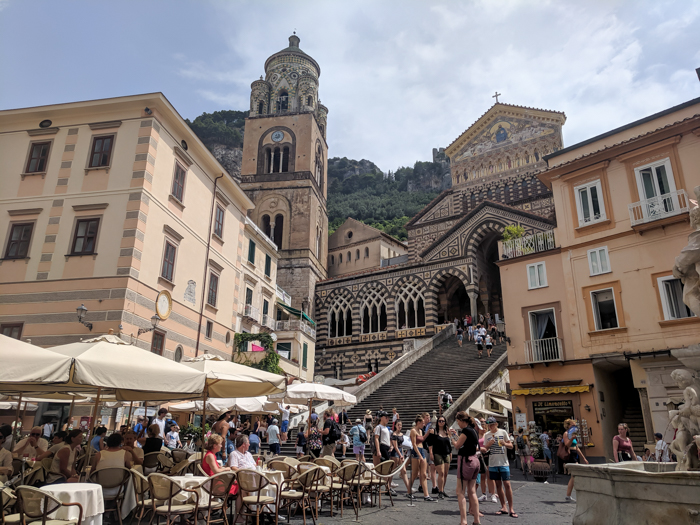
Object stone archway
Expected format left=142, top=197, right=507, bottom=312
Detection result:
left=427, top=269, right=472, bottom=327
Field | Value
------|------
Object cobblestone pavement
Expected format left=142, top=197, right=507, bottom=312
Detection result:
left=305, top=473, right=576, bottom=525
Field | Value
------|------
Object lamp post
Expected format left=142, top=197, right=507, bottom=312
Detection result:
left=138, top=315, right=160, bottom=336
left=76, top=304, right=93, bottom=331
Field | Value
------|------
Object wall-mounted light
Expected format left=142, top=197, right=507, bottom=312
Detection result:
left=76, top=304, right=93, bottom=331
left=515, top=406, right=521, bottom=413
left=144, top=107, right=152, bottom=115
left=584, top=404, right=591, bottom=412
left=138, top=315, right=161, bottom=336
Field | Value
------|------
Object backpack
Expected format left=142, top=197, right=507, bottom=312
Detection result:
left=516, top=435, right=525, bottom=449
left=329, top=421, right=342, bottom=443
left=358, top=426, right=367, bottom=443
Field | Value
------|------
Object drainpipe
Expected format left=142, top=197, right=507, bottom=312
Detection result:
left=195, top=173, right=224, bottom=357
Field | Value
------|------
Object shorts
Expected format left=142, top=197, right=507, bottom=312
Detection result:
left=476, top=473, right=481, bottom=484
left=543, top=447, right=552, bottom=460
left=390, top=449, right=400, bottom=458
left=296, top=446, right=305, bottom=454
left=486, top=344, right=492, bottom=350
left=483, top=454, right=490, bottom=466
left=457, top=455, right=479, bottom=481
left=489, top=466, right=511, bottom=481
left=249, top=442, right=259, bottom=454
left=420, top=447, right=429, bottom=461
left=433, top=453, right=450, bottom=466
left=269, top=443, right=281, bottom=455
left=476, top=344, right=483, bottom=350
left=457, top=335, right=463, bottom=341
left=410, top=448, right=420, bottom=459
left=379, top=443, right=391, bottom=462
left=281, top=420, right=289, bottom=433
left=353, top=445, right=365, bottom=455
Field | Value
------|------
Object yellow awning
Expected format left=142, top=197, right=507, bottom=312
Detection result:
left=511, top=385, right=590, bottom=396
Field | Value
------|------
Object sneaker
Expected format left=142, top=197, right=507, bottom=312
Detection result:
left=565, top=496, right=576, bottom=502
left=437, top=492, right=444, bottom=500
left=432, top=487, right=439, bottom=495
left=391, top=482, right=399, bottom=487
left=478, top=494, right=487, bottom=502
left=491, top=494, right=498, bottom=503
left=424, top=496, right=437, bottom=502
left=407, top=493, right=416, bottom=500
left=440, top=491, right=450, bottom=498
left=389, top=489, right=398, bottom=496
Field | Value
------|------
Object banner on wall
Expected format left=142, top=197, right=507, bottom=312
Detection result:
left=251, top=344, right=265, bottom=352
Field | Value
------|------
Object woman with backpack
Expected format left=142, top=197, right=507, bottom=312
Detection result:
left=349, top=418, right=367, bottom=461
left=516, top=428, right=532, bottom=475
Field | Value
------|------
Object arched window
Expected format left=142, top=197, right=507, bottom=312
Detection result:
left=487, top=188, right=493, bottom=200
left=316, top=227, right=321, bottom=258
left=307, top=95, right=313, bottom=106
left=328, top=295, right=352, bottom=338
left=507, top=157, right=512, bottom=169
left=264, top=147, right=272, bottom=174
left=330, top=255, right=335, bottom=265
left=319, top=124, right=325, bottom=137
left=314, top=144, right=323, bottom=187
left=257, top=101, right=264, bottom=115
left=282, top=146, right=290, bottom=172
left=272, top=147, right=281, bottom=173
left=277, top=90, right=288, bottom=112
left=364, top=247, right=369, bottom=258
left=534, top=149, right=540, bottom=161
left=273, top=214, right=283, bottom=249
left=356, top=249, right=360, bottom=260
left=396, top=280, right=426, bottom=329
left=339, top=253, right=343, bottom=263
left=261, top=214, right=271, bottom=238
left=361, top=288, right=387, bottom=334
left=347, top=251, right=351, bottom=263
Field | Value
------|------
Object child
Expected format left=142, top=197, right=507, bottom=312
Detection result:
left=456, top=325, right=464, bottom=347
left=296, top=425, right=307, bottom=458
left=165, top=425, right=182, bottom=450
left=475, top=331, right=483, bottom=358
left=485, top=334, right=493, bottom=357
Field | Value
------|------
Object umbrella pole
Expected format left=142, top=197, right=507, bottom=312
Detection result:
left=14, top=393, right=22, bottom=444
left=84, top=387, right=102, bottom=477
left=67, top=396, right=76, bottom=430
left=21, top=402, right=28, bottom=428
left=127, top=401, right=134, bottom=428
left=201, top=386, right=207, bottom=451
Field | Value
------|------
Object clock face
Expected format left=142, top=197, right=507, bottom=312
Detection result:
left=271, top=131, right=284, bottom=143
left=156, top=291, right=172, bottom=320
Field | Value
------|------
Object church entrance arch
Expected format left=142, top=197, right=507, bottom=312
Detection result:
left=428, top=269, right=471, bottom=326
left=466, top=221, right=506, bottom=320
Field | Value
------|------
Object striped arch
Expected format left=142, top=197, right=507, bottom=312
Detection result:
left=426, top=267, right=473, bottom=327
left=464, top=219, right=508, bottom=261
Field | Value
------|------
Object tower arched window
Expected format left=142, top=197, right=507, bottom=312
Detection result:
left=330, top=255, right=335, bottom=265
left=273, top=214, right=283, bottom=249
left=316, top=227, right=321, bottom=258
left=356, top=249, right=360, bottom=260
left=277, top=90, right=288, bottom=112
left=361, top=288, right=388, bottom=334
left=339, top=253, right=343, bottom=263
left=307, top=95, right=313, bottom=106
left=396, top=280, right=426, bottom=329
left=261, top=214, right=271, bottom=238
left=314, top=144, right=323, bottom=187
left=282, top=146, right=290, bottom=172
left=365, top=247, right=369, bottom=258
left=258, top=101, right=264, bottom=115
left=534, top=149, right=540, bottom=161
left=272, top=147, right=281, bottom=173
left=264, top=147, right=272, bottom=174
left=329, top=295, right=352, bottom=338
left=347, top=251, right=351, bottom=263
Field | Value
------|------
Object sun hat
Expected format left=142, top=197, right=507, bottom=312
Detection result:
left=166, top=413, right=172, bottom=418
left=355, top=418, right=362, bottom=423
left=365, top=409, right=372, bottom=415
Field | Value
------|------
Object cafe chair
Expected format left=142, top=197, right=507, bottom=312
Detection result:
left=313, top=456, right=339, bottom=474
left=296, top=455, right=312, bottom=464
left=142, top=453, right=160, bottom=474
left=197, top=471, right=236, bottom=525
left=147, top=473, right=199, bottom=525
left=329, top=462, right=359, bottom=519
left=88, top=467, right=131, bottom=525
left=278, top=466, right=323, bottom=525
left=130, top=469, right=156, bottom=525
left=168, top=461, right=189, bottom=477
left=15, top=486, right=84, bottom=525
left=266, top=461, right=296, bottom=483
left=349, top=462, right=372, bottom=510
left=236, top=469, right=278, bottom=525
left=170, top=450, right=188, bottom=465
left=282, top=457, right=299, bottom=467
left=370, top=460, right=400, bottom=508
left=1, top=487, right=20, bottom=525
left=156, top=454, right=174, bottom=474
left=197, top=464, right=209, bottom=477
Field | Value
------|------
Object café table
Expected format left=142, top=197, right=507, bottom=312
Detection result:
left=42, top=483, right=104, bottom=525
left=170, top=475, right=210, bottom=506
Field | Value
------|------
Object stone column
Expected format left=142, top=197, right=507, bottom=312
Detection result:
left=637, top=387, right=655, bottom=444
left=468, top=292, right=479, bottom=320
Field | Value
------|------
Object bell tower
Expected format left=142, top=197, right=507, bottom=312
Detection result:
left=239, top=34, right=329, bottom=314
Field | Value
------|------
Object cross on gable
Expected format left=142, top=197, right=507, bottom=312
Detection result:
left=492, top=91, right=502, bottom=103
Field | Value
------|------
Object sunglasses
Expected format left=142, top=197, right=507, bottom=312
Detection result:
left=30, top=433, right=41, bottom=437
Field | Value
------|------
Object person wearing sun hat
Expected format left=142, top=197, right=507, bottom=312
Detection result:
left=363, top=409, right=373, bottom=429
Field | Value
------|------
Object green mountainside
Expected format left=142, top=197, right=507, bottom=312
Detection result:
left=187, top=110, right=446, bottom=241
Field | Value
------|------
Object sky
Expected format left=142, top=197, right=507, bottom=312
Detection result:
left=1, top=0, right=699, bottom=172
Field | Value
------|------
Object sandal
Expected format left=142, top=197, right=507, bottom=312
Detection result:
left=495, top=510, right=508, bottom=515
left=510, top=512, right=519, bottom=518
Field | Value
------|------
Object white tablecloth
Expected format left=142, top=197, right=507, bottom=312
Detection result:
left=43, top=483, right=104, bottom=525
left=171, top=475, right=210, bottom=506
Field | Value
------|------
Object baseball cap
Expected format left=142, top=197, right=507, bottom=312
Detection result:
left=272, top=419, right=278, bottom=424
left=377, top=411, right=389, bottom=418
left=166, top=413, right=172, bottom=418
left=486, top=417, right=498, bottom=425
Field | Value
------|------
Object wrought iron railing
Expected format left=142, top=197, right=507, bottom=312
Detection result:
left=524, top=337, right=563, bottom=363
left=501, top=230, right=556, bottom=259
left=628, top=189, right=689, bottom=226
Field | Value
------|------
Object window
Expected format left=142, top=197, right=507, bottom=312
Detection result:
left=396, top=280, right=426, bottom=329
left=88, top=135, right=114, bottom=168
left=25, top=142, right=50, bottom=173
left=588, top=247, right=610, bottom=276
left=205, top=320, right=213, bottom=339
left=658, top=276, right=695, bottom=320
left=361, top=288, right=388, bottom=333
left=634, top=158, right=678, bottom=219
left=329, top=295, right=352, bottom=338
left=262, top=215, right=271, bottom=238
left=161, top=241, right=177, bottom=282
left=282, top=146, right=290, bottom=172
left=527, top=262, right=547, bottom=289
left=171, top=163, right=186, bottom=202
left=591, top=288, right=618, bottom=330
left=574, top=180, right=606, bottom=227
left=174, top=345, right=183, bottom=362
left=151, top=331, right=165, bottom=355
left=71, top=218, right=100, bottom=255
left=356, top=249, right=360, bottom=260
left=277, top=90, right=288, bottom=112
left=316, top=227, right=321, bottom=258
left=213, top=205, right=225, bottom=238
left=264, top=254, right=272, bottom=277
left=365, top=247, right=369, bottom=258
left=262, top=299, right=269, bottom=317
left=302, top=342, right=308, bottom=369
left=273, top=215, right=283, bottom=249
left=307, top=95, right=313, bottom=106
left=347, top=251, right=351, bottom=263
left=276, top=342, right=291, bottom=360
left=330, top=255, right=335, bottom=265
left=207, top=272, right=219, bottom=307
left=339, top=253, right=343, bottom=264
left=1, top=323, right=23, bottom=340
left=4, top=223, right=34, bottom=259
left=248, top=239, right=256, bottom=264
left=245, top=288, right=253, bottom=306
left=257, top=101, right=264, bottom=114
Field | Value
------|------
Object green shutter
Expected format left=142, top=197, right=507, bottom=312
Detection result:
left=302, top=342, right=308, bottom=368
left=248, top=239, right=256, bottom=264
left=265, top=254, right=271, bottom=277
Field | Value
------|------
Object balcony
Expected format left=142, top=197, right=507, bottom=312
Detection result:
left=500, top=230, right=556, bottom=260
left=525, top=337, right=563, bottom=364
left=261, top=314, right=276, bottom=331
left=276, top=285, right=291, bottom=306
left=275, top=319, right=316, bottom=340
left=628, top=189, right=690, bottom=228
left=243, top=304, right=260, bottom=324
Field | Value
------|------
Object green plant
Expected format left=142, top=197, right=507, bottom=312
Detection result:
left=502, top=224, right=526, bottom=241
left=232, top=332, right=284, bottom=375
left=180, top=422, right=210, bottom=442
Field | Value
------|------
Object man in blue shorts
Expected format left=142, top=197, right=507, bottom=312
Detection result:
left=483, top=417, right=517, bottom=518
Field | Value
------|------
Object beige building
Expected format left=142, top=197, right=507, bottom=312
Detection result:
left=0, top=92, right=316, bottom=380
left=327, top=218, right=408, bottom=278
left=499, top=96, right=700, bottom=462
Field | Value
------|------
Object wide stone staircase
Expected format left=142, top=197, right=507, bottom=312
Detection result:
left=621, top=405, right=647, bottom=455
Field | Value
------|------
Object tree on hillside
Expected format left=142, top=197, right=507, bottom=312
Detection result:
left=186, top=110, right=248, bottom=148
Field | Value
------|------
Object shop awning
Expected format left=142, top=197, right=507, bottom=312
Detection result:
left=511, top=385, right=590, bottom=396
left=277, top=301, right=316, bottom=325
left=490, top=397, right=512, bottom=411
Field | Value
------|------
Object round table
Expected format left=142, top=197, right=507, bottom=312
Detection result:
left=170, top=475, right=210, bottom=506
left=42, top=483, right=104, bottom=525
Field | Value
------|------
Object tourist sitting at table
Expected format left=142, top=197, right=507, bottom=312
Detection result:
left=0, top=433, right=12, bottom=483
left=137, top=424, right=163, bottom=455
left=13, top=426, right=49, bottom=458
left=122, top=431, right=143, bottom=466
left=45, top=429, right=83, bottom=484
left=202, top=435, right=233, bottom=475
left=92, top=432, right=133, bottom=471
left=90, top=427, right=107, bottom=452
left=36, top=431, right=68, bottom=461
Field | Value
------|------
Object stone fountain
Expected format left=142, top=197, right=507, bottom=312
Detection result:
left=569, top=187, right=700, bottom=525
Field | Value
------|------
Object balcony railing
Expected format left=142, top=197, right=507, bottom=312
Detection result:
left=276, top=285, right=291, bottom=306
left=525, top=337, right=563, bottom=364
left=243, top=304, right=260, bottom=323
left=275, top=319, right=316, bottom=339
left=261, top=314, right=276, bottom=331
left=501, top=230, right=556, bottom=259
left=628, top=189, right=689, bottom=226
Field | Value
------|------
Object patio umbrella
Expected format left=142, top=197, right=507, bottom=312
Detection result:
left=270, top=382, right=357, bottom=419
left=0, top=334, right=72, bottom=390
left=169, top=396, right=280, bottom=414
left=181, top=354, right=286, bottom=397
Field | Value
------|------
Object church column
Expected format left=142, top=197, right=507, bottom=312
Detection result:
left=468, top=292, right=479, bottom=320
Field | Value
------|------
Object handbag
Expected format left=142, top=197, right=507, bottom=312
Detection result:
left=478, top=454, right=486, bottom=474
left=557, top=440, right=570, bottom=461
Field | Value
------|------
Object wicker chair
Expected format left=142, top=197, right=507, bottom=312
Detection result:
left=267, top=460, right=296, bottom=482
left=282, top=457, right=300, bottom=467
left=329, top=462, right=360, bottom=518
left=277, top=466, right=323, bottom=525
left=130, top=469, right=156, bottom=525
left=235, top=469, right=278, bottom=525
left=15, top=486, right=83, bottom=525
left=142, top=452, right=160, bottom=473
left=170, top=449, right=188, bottom=465
left=147, top=473, right=199, bottom=525
left=88, top=467, right=131, bottom=525
left=349, top=462, right=373, bottom=510
left=296, top=455, right=312, bottom=463
left=370, top=460, right=399, bottom=508
left=197, top=471, right=236, bottom=525
left=1, top=487, right=20, bottom=525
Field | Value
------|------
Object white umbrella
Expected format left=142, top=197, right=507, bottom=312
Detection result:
left=169, top=397, right=280, bottom=414
left=0, top=334, right=72, bottom=391
left=270, top=382, right=357, bottom=406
